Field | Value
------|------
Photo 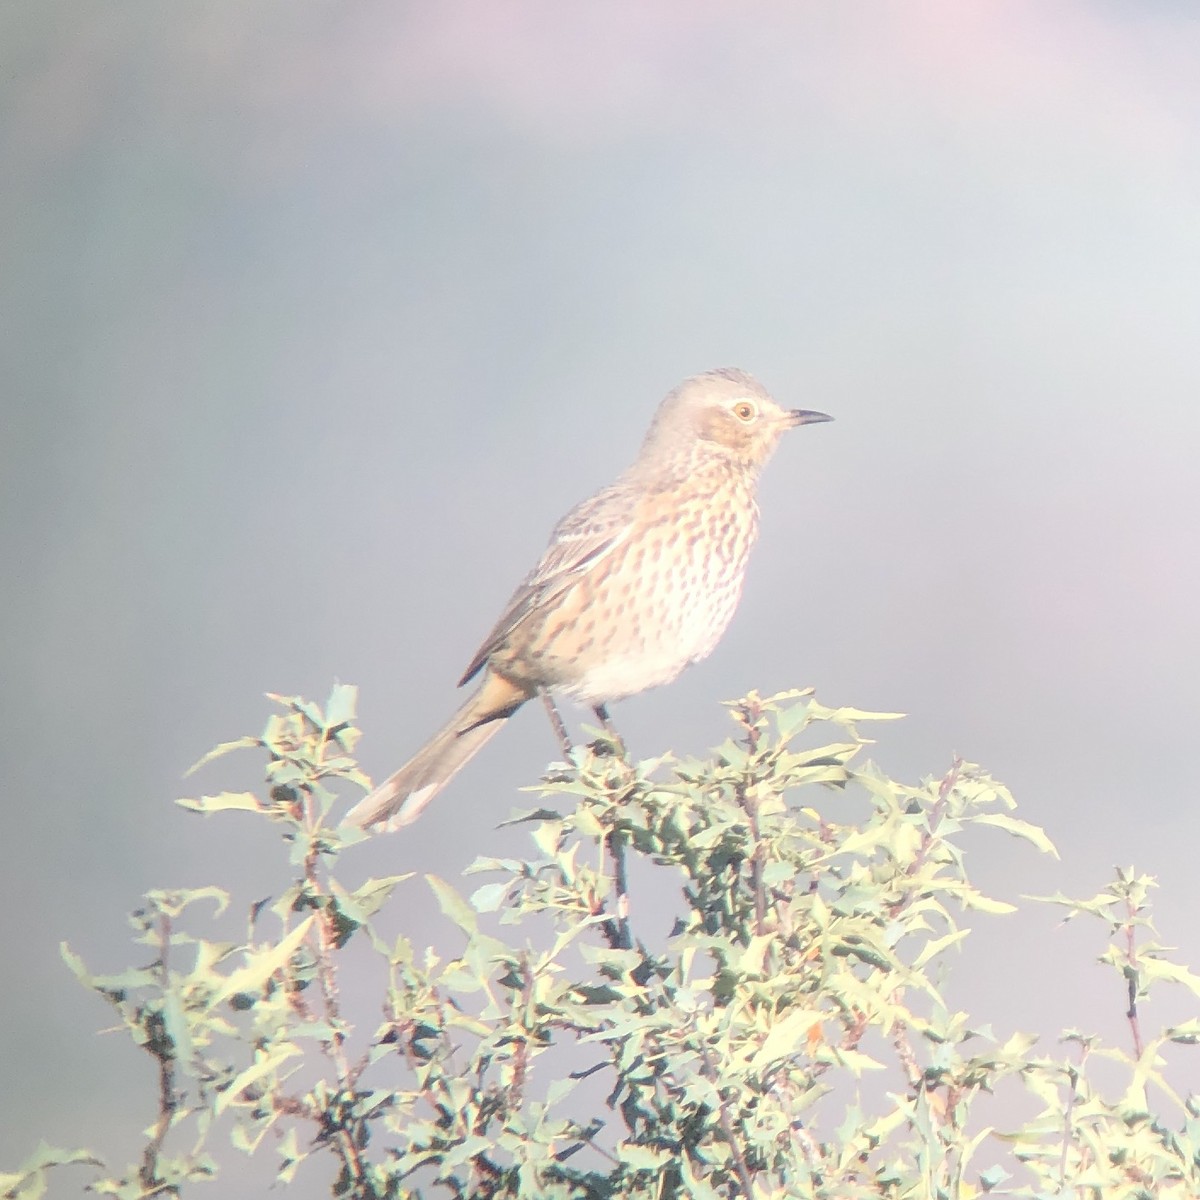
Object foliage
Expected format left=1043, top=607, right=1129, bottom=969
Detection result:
left=5, top=685, right=1200, bottom=1198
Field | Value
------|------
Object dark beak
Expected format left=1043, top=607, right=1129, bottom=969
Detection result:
left=788, top=409, right=834, bottom=427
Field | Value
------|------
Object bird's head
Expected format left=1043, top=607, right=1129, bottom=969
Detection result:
left=639, top=367, right=832, bottom=476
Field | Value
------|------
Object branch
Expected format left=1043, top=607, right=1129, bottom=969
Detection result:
left=139, top=914, right=180, bottom=1195
left=698, top=1039, right=756, bottom=1198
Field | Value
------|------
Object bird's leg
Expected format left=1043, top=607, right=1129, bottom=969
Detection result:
left=592, top=703, right=626, bottom=753
left=540, top=691, right=575, bottom=758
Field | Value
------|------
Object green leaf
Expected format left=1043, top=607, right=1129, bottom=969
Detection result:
left=144, top=886, right=230, bottom=918
left=748, top=1007, right=824, bottom=1071
left=620, top=1143, right=672, bottom=1170
left=345, top=874, right=414, bottom=921
left=530, top=820, right=564, bottom=859
left=185, top=736, right=261, bottom=776
left=469, top=882, right=510, bottom=914
left=677, top=1154, right=723, bottom=1200
left=826, top=704, right=906, bottom=723
left=59, top=943, right=91, bottom=987
left=176, top=791, right=262, bottom=815
left=912, top=928, right=971, bottom=970
left=215, top=1044, right=302, bottom=1115
left=497, top=806, right=564, bottom=826
left=1140, top=956, right=1200, bottom=999
left=427, top=875, right=477, bottom=935
left=324, top=681, right=358, bottom=729
left=972, top=812, right=1059, bottom=857
left=774, top=699, right=815, bottom=741
left=1165, top=1019, right=1200, bottom=1044
left=544, top=1075, right=581, bottom=1109
left=944, top=885, right=1017, bottom=915
left=979, top=1163, right=1010, bottom=1190
left=159, top=991, right=193, bottom=1064
left=0, top=1142, right=103, bottom=1195
left=209, top=916, right=315, bottom=1006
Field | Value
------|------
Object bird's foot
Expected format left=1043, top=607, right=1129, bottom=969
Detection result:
left=590, top=704, right=630, bottom=759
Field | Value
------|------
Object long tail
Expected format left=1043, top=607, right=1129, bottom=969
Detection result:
left=344, top=672, right=527, bottom=832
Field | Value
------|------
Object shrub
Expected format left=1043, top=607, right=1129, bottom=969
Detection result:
left=6, top=686, right=1199, bottom=1198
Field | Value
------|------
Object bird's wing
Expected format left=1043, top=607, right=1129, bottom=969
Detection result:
left=458, top=483, right=637, bottom=686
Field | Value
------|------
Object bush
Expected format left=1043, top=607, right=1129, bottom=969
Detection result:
left=6, top=686, right=1200, bottom=1198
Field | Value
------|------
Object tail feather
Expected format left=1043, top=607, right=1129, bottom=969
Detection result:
left=345, top=674, right=525, bottom=832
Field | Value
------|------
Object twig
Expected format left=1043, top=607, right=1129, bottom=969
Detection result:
left=698, top=1039, right=757, bottom=1198
left=597, top=719, right=636, bottom=951
left=913, top=756, right=960, bottom=874
left=298, top=718, right=369, bottom=1191
left=890, top=1010, right=923, bottom=1095
left=737, top=784, right=768, bottom=937
left=560, top=1125, right=620, bottom=1166
left=886, top=756, right=962, bottom=921
left=1122, top=896, right=1144, bottom=1059
left=139, top=913, right=180, bottom=1195
left=734, top=698, right=774, bottom=935
left=589, top=890, right=628, bottom=950
left=1058, top=1040, right=1088, bottom=1187
left=606, top=829, right=632, bottom=950
left=510, top=952, right=534, bottom=1108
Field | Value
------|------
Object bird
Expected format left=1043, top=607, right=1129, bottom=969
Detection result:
left=345, top=367, right=831, bottom=832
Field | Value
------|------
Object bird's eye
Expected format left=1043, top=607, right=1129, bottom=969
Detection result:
left=733, top=401, right=757, bottom=422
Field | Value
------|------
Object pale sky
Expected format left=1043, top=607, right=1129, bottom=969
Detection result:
left=4, top=4, right=1200, bottom=1194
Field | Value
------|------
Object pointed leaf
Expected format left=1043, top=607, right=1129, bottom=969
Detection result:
left=427, top=876, right=477, bottom=935
left=324, top=682, right=358, bottom=729
left=185, top=737, right=261, bottom=776
left=177, top=791, right=262, bottom=815
left=973, top=813, right=1059, bottom=857
left=215, top=1043, right=302, bottom=1115
left=210, top=916, right=315, bottom=1006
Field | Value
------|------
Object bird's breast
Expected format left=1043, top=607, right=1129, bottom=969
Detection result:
left=505, top=473, right=761, bottom=705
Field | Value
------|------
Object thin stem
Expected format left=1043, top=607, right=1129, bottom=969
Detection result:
left=1123, top=897, right=1144, bottom=1058
left=887, top=756, right=962, bottom=920
left=510, top=952, right=534, bottom=1108
left=737, top=785, right=768, bottom=937
left=1058, top=1041, right=1088, bottom=1187
left=300, top=716, right=369, bottom=1192
left=890, top=1011, right=923, bottom=1095
left=698, top=1038, right=757, bottom=1198
left=606, top=829, right=632, bottom=950
left=139, top=914, right=179, bottom=1195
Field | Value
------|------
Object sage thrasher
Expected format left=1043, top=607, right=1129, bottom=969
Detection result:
left=345, top=367, right=831, bottom=832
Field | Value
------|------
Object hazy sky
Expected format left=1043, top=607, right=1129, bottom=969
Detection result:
left=4, top=4, right=1200, bottom=1195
